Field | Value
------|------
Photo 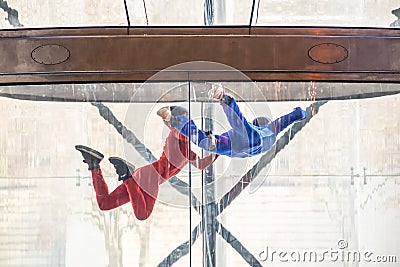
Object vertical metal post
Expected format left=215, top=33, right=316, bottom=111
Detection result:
left=202, top=102, right=216, bottom=267
left=203, top=0, right=214, bottom=26
left=188, top=80, right=193, bottom=267
left=203, top=0, right=217, bottom=264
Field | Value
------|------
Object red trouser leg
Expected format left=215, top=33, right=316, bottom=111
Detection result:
left=123, top=164, right=161, bottom=221
left=91, top=169, right=130, bottom=210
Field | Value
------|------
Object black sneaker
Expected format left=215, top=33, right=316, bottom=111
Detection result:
left=109, top=157, right=136, bottom=182
left=75, top=145, right=104, bottom=170
left=291, top=107, right=307, bottom=121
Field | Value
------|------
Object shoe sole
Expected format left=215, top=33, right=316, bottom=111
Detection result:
left=214, top=90, right=224, bottom=100
left=75, top=145, right=104, bottom=160
left=209, top=83, right=224, bottom=100
left=109, top=157, right=136, bottom=170
left=301, top=110, right=307, bottom=120
left=298, top=108, right=307, bottom=120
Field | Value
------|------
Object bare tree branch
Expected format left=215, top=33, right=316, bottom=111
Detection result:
left=217, top=101, right=327, bottom=213
left=0, top=0, right=23, bottom=27
left=159, top=101, right=327, bottom=266
left=91, top=102, right=202, bottom=210
left=157, top=222, right=203, bottom=267
left=216, top=222, right=263, bottom=267
left=92, top=100, right=327, bottom=266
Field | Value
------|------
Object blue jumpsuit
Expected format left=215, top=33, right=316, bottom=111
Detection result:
left=173, top=98, right=276, bottom=158
left=172, top=97, right=306, bottom=158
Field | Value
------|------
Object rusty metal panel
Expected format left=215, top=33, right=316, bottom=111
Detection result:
left=0, top=26, right=400, bottom=84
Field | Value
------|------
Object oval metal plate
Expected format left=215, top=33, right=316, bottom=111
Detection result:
left=308, top=43, right=348, bottom=64
left=31, top=44, right=70, bottom=65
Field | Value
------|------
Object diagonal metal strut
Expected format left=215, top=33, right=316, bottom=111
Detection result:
left=93, top=100, right=327, bottom=266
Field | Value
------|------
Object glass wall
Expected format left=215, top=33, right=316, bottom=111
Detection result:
left=0, top=80, right=399, bottom=266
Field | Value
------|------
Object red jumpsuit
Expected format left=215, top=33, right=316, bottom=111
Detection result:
left=91, top=127, right=218, bottom=220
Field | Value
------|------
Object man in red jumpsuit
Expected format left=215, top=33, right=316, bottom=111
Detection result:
left=75, top=106, right=218, bottom=221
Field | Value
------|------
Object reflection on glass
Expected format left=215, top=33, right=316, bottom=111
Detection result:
left=0, top=83, right=398, bottom=266
left=254, top=0, right=399, bottom=27
left=1, top=1, right=399, bottom=29
left=0, top=1, right=129, bottom=29
left=128, top=0, right=204, bottom=26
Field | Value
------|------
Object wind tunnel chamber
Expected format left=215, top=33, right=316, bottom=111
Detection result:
left=0, top=77, right=399, bottom=266
left=1, top=0, right=400, bottom=265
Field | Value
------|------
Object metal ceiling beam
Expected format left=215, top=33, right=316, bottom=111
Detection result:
left=1, top=26, right=400, bottom=84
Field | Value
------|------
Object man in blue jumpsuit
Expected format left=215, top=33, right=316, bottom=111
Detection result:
left=157, top=84, right=306, bottom=158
